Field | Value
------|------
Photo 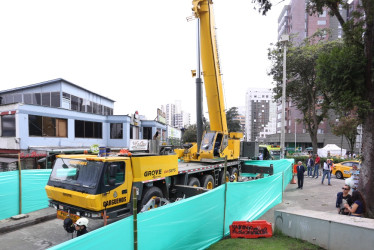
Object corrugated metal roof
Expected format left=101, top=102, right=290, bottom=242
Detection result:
left=0, top=78, right=115, bottom=102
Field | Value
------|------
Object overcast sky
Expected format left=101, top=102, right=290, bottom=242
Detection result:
left=0, top=0, right=285, bottom=122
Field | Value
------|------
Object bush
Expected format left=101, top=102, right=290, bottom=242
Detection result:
left=286, top=156, right=346, bottom=165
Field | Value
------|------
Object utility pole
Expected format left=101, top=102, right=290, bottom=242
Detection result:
left=280, top=34, right=289, bottom=159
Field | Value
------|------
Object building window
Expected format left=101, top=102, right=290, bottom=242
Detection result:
left=110, top=123, right=123, bottom=139
left=51, top=92, right=60, bottom=108
left=75, top=120, right=102, bottom=138
left=14, top=94, right=22, bottom=103
left=42, top=92, right=51, bottom=107
left=143, top=127, right=152, bottom=140
left=317, top=20, right=326, bottom=25
left=33, top=93, right=41, bottom=105
left=29, top=115, right=67, bottom=137
left=24, top=93, right=32, bottom=104
left=1, top=115, right=16, bottom=137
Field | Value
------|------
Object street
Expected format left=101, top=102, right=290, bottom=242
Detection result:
left=0, top=215, right=118, bottom=250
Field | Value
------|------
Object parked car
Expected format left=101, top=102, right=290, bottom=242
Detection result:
left=332, top=160, right=360, bottom=179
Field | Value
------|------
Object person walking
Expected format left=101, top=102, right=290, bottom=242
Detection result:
left=296, top=161, right=305, bottom=189
left=313, top=154, right=320, bottom=179
left=322, top=159, right=332, bottom=185
left=306, top=154, right=314, bottom=177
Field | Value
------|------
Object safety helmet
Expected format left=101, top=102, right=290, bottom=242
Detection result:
left=75, top=217, right=89, bottom=227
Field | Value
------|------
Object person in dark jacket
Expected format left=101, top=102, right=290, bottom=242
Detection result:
left=75, top=218, right=89, bottom=237
left=336, top=184, right=352, bottom=215
left=296, top=161, right=306, bottom=189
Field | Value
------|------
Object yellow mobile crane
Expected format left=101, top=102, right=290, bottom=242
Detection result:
left=45, top=1, right=258, bottom=224
left=180, top=0, right=243, bottom=162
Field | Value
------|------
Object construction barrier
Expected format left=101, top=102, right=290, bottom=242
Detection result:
left=0, top=170, right=51, bottom=220
left=230, top=220, right=272, bottom=239
left=50, top=159, right=293, bottom=250
left=0, top=160, right=293, bottom=249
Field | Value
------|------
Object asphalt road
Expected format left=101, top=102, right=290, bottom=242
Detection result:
left=0, top=215, right=120, bottom=250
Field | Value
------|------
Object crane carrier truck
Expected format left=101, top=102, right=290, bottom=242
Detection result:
left=45, top=0, right=272, bottom=222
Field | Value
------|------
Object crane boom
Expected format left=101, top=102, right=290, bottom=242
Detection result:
left=193, top=0, right=227, bottom=134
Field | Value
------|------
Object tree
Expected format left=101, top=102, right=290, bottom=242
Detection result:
left=331, top=113, right=361, bottom=155
left=308, top=0, right=374, bottom=217
left=226, top=107, right=242, bottom=133
left=182, top=124, right=197, bottom=143
left=268, top=37, right=337, bottom=155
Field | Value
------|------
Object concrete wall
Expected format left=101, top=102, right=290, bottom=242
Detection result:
left=274, top=209, right=374, bottom=250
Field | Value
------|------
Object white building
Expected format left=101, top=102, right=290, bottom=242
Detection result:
left=162, top=101, right=190, bottom=129
left=245, top=88, right=276, bottom=142
left=174, top=111, right=191, bottom=129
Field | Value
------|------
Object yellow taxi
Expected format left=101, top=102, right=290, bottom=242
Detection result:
left=332, top=160, right=360, bottom=179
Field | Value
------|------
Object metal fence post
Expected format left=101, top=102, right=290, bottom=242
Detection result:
left=223, top=156, right=228, bottom=238
left=133, top=187, right=138, bottom=250
left=18, top=153, right=22, bottom=214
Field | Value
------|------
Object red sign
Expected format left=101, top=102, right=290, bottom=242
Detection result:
left=20, top=152, right=47, bottom=158
left=230, top=220, right=272, bottom=239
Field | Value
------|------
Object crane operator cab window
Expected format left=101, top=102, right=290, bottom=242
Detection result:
left=214, top=133, right=223, bottom=157
left=103, top=162, right=125, bottom=190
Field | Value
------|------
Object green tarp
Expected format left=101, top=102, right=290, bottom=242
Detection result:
left=0, top=160, right=293, bottom=249
left=51, top=159, right=293, bottom=250
left=0, top=170, right=51, bottom=220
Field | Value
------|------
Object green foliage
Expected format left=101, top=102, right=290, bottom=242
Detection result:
left=286, top=155, right=346, bottom=165
left=316, top=44, right=370, bottom=117
left=268, top=37, right=339, bottom=152
left=330, top=113, right=361, bottom=154
left=251, top=0, right=272, bottom=15
left=182, top=124, right=197, bottom=143
left=226, top=107, right=242, bottom=133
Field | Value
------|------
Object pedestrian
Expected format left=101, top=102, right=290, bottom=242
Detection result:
left=336, top=184, right=352, bottom=215
left=296, top=161, right=305, bottom=189
left=75, top=218, right=89, bottom=237
left=312, top=154, right=320, bottom=179
left=259, top=152, right=263, bottom=160
left=344, top=190, right=366, bottom=217
left=350, top=164, right=360, bottom=191
left=321, top=159, right=331, bottom=185
left=306, top=154, right=314, bottom=177
left=353, top=153, right=356, bottom=159
left=153, top=131, right=159, bottom=140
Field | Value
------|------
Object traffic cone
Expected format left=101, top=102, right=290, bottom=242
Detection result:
left=290, top=174, right=296, bottom=184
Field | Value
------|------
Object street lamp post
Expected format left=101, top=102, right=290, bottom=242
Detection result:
left=280, top=34, right=289, bottom=159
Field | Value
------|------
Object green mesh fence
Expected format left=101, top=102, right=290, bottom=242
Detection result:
left=0, top=170, right=51, bottom=220
left=0, top=160, right=293, bottom=249
left=50, top=160, right=293, bottom=250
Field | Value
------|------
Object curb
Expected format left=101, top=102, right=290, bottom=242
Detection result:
left=0, top=213, right=56, bottom=234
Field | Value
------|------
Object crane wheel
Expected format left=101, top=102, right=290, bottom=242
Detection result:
left=187, top=177, right=201, bottom=187
left=201, top=175, right=214, bottom=189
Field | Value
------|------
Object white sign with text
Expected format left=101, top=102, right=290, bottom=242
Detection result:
left=129, top=139, right=149, bottom=151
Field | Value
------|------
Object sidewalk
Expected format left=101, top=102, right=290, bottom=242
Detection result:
left=0, top=207, right=56, bottom=234
left=260, top=173, right=345, bottom=224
